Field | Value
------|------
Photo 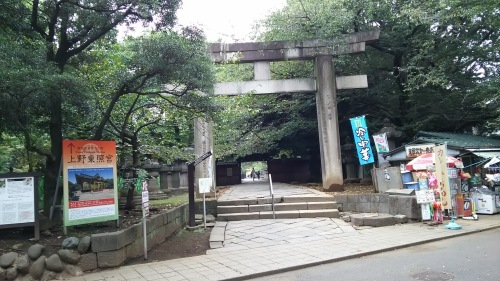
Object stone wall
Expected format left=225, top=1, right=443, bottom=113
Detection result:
left=0, top=204, right=190, bottom=281
left=332, top=194, right=421, bottom=220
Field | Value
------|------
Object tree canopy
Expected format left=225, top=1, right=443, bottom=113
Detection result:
left=213, top=0, right=500, bottom=162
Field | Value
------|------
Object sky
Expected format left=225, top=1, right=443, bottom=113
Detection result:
left=176, top=0, right=286, bottom=42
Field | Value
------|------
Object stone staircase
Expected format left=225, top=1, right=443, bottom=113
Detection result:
left=217, top=195, right=340, bottom=221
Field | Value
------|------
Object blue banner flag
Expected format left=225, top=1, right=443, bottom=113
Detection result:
left=350, top=116, right=375, bottom=165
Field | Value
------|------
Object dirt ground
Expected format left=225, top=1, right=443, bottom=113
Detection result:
left=0, top=183, right=373, bottom=264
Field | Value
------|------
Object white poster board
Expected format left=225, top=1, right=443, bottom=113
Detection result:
left=142, top=181, right=149, bottom=218
left=0, top=177, right=35, bottom=225
left=416, top=190, right=436, bottom=204
left=198, top=178, right=212, bottom=194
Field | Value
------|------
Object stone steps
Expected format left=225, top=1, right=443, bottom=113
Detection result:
left=217, top=195, right=339, bottom=221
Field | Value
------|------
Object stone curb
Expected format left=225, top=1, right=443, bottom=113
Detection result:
left=222, top=224, right=500, bottom=281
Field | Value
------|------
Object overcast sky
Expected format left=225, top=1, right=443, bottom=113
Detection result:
left=176, top=0, right=286, bottom=42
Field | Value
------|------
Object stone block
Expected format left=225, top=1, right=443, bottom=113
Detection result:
left=389, top=196, right=399, bottom=215
left=363, top=214, right=396, bottom=227
left=357, top=202, right=371, bottom=213
left=217, top=205, right=249, bottom=214
left=275, top=202, right=308, bottom=211
left=274, top=210, right=301, bottom=219
left=332, top=195, right=348, bottom=204
left=210, top=227, right=225, bottom=243
left=283, top=196, right=334, bottom=203
left=146, top=214, right=164, bottom=233
left=166, top=208, right=180, bottom=225
left=125, top=239, right=143, bottom=259
left=394, top=214, right=408, bottom=224
left=257, top=197, right=281, bottom=204
left=96, top=248, right=126, bottom=268
left=209, top=241, right=224, bottom=249
left=358, top=194, right=370, bottom=203
left=299, top=209, right=339, bottom=218
left=345, top=202, right=358, bottom=212
left=371, top=202, right=390, bottom=214
left=217, top=212, right=259, bottom=221
left=347, top=195, right=359, bottom=203
left=249, top=204, right=273, bottom=212
left=337, top=203, right=344, bottom=212
left=79, top=253, right=97, bottom=272
left=307, top=202, right=337, bottom=210
left=91, top=226, right=137, bottom=253
left=218, top=199, right=258, bottom=206
left=350, top=214, right=364, bottom=226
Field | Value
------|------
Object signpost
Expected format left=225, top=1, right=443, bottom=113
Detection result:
left=187, top=151, right=212, bottom=227
left=198, top=178, right=212, bottom=229
left=141, top=180, right=149, bottom=260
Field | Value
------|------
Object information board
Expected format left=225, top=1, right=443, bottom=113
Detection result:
left=416, top=190, right=436, bottom=204
left=62, top=140, right=118, bottom=226
left=0, top=172, right=41, bottom=240
left=0, top=177, right=35, bottom=225
left=198, top=178, right=212, bottom=194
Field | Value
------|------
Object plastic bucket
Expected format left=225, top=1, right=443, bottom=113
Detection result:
left=401, top=171, right=413, bottom=184
left=403, top=181, right=419, bottom=190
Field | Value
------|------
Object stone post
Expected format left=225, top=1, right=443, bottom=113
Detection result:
left=315, top=55, right=344, bottom=191
left=194, top=118, right=216, bottom=197
left=342, top=136, right=359, bottom=183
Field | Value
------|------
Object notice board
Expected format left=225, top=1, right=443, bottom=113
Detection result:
left=0, top=172, right=42, bottom=240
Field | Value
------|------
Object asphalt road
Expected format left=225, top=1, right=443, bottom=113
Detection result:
left=249, top=228, right=500, bottom=281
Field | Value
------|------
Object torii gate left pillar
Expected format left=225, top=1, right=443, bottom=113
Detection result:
left=315, top=55, right=343, bottom=191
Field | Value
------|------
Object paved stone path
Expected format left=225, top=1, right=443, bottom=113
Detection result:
left=69, top=181, right=500, bottom=281
left=208, top=218, right=358, bottom=253
left=71, top=215, right=500, bottom=281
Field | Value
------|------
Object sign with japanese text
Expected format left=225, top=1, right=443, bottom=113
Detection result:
left=434, top=144, right=452, bottom=210
left=62, top=140, right=118, bottom=226
left=0, top=176, right=35, bottom=225
left=350, top=116, right=374, bottom=165
left=142, top=180, right=149, bottom=218
left=372, top=133, right=389, bottom=154
left=405, top=144, right=435, bottom=158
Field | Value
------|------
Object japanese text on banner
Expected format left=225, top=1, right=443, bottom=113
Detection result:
left=350, top=116, right=375, bottom=165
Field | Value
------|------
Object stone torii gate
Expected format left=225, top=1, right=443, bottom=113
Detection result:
left=195, top=29, right=380, bottom=192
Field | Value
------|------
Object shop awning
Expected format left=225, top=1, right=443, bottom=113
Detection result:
left=469, top=151, right=500, bottom=159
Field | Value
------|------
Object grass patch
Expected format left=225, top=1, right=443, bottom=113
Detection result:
left=150, top=194, right=188, bottom=208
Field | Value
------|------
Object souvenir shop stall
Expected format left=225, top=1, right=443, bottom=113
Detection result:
left=403, top=146, right=469, bottom=224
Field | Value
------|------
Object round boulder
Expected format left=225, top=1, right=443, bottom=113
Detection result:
left=29, top=256, right=46, bottom=280
left=6, top=266, right=17, bottom=280
left=57, top=249, right=80, bottom=265
left=77, top=236, right=91, bottom=254
left=0, top=252, right=18, bottom=268
left=62, top=237, right=79, bottom=249
left=45, top=254, right=64, bottom=273
left=14, top=254, right=30, bottom=274
left=27, top=244, right=45, bottom=260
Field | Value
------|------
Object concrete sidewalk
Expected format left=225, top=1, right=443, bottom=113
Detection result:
left=71, top=215, right=500, bottom=281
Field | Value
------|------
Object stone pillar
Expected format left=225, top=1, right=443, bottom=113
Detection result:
left=315, top=55, right=344, bottom=191
left=254, top=62, right=271, bottom=80
left=342, top=136, right=359, bottom=182
left=194, top=118, right=216, bottom=197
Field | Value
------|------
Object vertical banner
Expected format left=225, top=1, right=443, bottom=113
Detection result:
left=350, top=116, right=375, bottom=165
left=434, top=144, right=452, bottom=210
left=63, top=140, right=118, bottom=226
left=372, top=133, right=389, bottom=154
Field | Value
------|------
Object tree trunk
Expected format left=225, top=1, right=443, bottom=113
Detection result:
left=43, top=91, right=63, bottom=217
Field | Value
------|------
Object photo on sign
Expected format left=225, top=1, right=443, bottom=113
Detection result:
left=67, top=168, right=114, bottom=202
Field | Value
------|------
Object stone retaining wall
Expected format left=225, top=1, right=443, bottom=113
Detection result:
left=333, top=194, right=421, bottom=220
left=0, top=204, right=190, bottom=281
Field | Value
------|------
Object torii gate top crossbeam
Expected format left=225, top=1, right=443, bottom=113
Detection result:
left=209, top=29, right=380, bottom=63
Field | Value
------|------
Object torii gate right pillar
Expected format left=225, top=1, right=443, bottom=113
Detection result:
left=315, top=55, right=343, bottom=191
